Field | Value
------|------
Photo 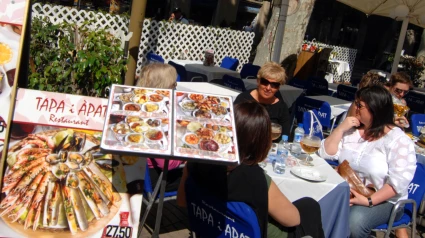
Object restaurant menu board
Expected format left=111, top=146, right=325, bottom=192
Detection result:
left=0, top=88, right=143, bottom=238
left=101, top=85, right=173, bottom=156
left=100, top=85, right=239, bottom=164
left=0, top=0, right=29, bottom=152
left=173, top=91, right=238, bottom=163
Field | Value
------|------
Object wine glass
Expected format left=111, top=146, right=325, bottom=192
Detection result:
left=392, top=95, right=410, bottom=127
left=271, top=123, right=282, bottom=141
left=299, top=135, right=321, bottom=166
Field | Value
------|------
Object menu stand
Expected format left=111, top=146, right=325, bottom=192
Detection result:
left=138, top=160, right=169, bottom=238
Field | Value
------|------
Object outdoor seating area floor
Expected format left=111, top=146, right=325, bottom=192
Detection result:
left=139, top=199, right=425, bottom=238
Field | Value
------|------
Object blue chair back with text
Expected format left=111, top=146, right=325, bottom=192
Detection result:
left=223, top=75, right=246, bottom=92
left=185, top=176, right=261, bottom=238
left=293, top=96, right=332, bottom=129
left=302, top=110, right=324, bottom=140
left=220, top=56, right=239, bottom=71
left=411, top=114, right=425, bottom=137
left=335, top=84, right=357, bottom=101
left=288, top=78, right=313, bottom=95
left=405, top=91, right=425, bottom=115
left=310, top=78, right=329, bottom=96
left=240, top=63, right=261, bottom=79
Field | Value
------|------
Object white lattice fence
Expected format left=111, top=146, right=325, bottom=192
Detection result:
left=32, top=3, right=129, bottom=36
left=31, top=3, right=255, bottom=77
left=308, top=41, right=357, bottom=83
left=136, top=21, right=254, bottom=75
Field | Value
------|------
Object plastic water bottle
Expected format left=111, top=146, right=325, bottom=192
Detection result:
left=274, top=135, right=289, bottom=174
left=291, top=123, right=304, bottom=157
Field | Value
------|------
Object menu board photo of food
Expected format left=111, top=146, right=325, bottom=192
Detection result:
left=101, top=85, right=173, bottom=156
left=173, top=91, right=239, bottom=164
left=0, top=89, right=143, bottom=237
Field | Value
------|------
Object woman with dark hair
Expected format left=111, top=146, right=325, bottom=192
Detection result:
left=319, top=86, right=417, bottom=238
left=177, top=101, right=324, bottom=238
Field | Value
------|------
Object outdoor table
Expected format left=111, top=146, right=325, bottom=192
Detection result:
left=176, top=82, right=241, bottom=101
left=328, top=59, right=350, bottom=76
left=307, top=95, right=352, bottom=118
left=414, top=87, right=425, bottom=95
left=328, top=83, right=357, bottom=93
left=242, top=79, right=304, bottom=107
left=183, top=64, right=241, bottom=82
left=264, top=154, right=350, bottom=238
left=167, top=59, right=203, bottom=66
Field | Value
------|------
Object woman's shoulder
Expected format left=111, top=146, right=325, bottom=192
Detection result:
left=383, top=126, right=414, bottom=145
left=234, top=89, right=255, bottom=103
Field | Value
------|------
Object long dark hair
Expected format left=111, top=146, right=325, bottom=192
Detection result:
left=356, top=85, right=396, bottom=140
left=234, top=101, right=272, bottom=165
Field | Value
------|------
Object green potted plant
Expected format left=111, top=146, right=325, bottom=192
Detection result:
left=28, top=16, right=127, bottom=97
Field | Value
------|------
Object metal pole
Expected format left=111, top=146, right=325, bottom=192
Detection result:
left=271, top=0, right=289, bottom=63
left=124, top=0, right=147, bottom=86
left=391, top=18, right=409, bottom=74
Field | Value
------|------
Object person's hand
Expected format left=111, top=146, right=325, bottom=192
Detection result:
left=394, top=116, right=409, bottom=128
left=349, top=189, right=369, bottom=206
left=168, top=13, right=175, bottom=22
left=338, top=116, right=360, bottom=133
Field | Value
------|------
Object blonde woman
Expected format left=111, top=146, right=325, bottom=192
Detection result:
left=136, top=63, right=177, bottom=89
left=136, top=63, right=182, bottom=192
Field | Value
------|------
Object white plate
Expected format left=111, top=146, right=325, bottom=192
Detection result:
left=290, top=167, right=327, bottom=182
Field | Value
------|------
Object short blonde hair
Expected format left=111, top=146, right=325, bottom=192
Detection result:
left=136, top=63, right=177, bottom=89
left=257, top=61, right=287, bottom=85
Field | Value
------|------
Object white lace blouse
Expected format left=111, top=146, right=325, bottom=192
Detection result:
left=318, top=127, right=417, bottom=203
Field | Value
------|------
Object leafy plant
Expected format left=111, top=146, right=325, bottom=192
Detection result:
left=28, top=16, right=127, bottom=97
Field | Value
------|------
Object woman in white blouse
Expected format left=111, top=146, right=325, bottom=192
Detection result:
left=318, top=85, right=416, bottom=238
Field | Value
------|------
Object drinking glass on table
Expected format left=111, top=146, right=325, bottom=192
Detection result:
left=299, top=135, right=321, bottom=166
left=271, top=122, right=282, bottom=141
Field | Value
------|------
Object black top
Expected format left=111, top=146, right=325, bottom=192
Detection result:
left=187, top=162, right=269, bottom=238
left=234, top=89, right=291, bottom=137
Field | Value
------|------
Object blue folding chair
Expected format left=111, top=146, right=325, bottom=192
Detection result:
left=146, top=52, right=165, bottom=64
left=411, top=114, right=425, bottom=137
left=240, top=63, right=261, bottom=79
left=302, top=109, right=324, bottom=139
left=292, top=96, right=332, bottom=130
left=223, top=74, right=246, bottom=92
left=220, top=56, right=239, bottom=71
left=405, top=91, right=425, bottom=115
left=288, top=78, right=313, bottom=95
left=373, top=163, right=425, bottom=238
left=335, top=84, right=357, bottom=101
left=185, top=176, right=261, bottom=238
left=310, top=77, right=329, bottom=96
left=168, top=61, right=188, bottom=82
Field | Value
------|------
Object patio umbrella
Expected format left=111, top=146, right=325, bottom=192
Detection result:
left=337, top=0, right=425, bottom=74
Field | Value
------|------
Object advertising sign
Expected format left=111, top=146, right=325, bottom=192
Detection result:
left=0, top=88, right=143, bottom=237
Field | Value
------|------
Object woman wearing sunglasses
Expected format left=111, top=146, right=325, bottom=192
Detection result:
left=234, top=62, right=290, bottom=137
left=319, top=86, right=416, bottom=238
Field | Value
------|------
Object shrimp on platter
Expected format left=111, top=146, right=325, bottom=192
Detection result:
left=24, top=172, right=51, bottom=229
left=1, top=172, right=45, bottom=221
left=12, top=148, right=50, bottom=171
left=2, top=161, right=47, bottom=193
left=25, top=134, right=55, bottom=150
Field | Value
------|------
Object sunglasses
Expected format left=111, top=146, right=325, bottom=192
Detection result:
left=355, top=100, right=366, bottom=109
left=394, top=88, right=409, bottom=95
left=260, top=78, right=280, bottom=89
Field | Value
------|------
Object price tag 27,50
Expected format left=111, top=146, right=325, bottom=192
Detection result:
left=101, top=225, right=133, bottom=238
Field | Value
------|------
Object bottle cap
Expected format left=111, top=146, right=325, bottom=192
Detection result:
left=282, top=135, right=288, bottom=140
left=298, top=123, right=303, bottom=128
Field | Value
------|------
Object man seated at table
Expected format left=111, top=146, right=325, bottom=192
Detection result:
left=234, top=62, right=291, bottom=138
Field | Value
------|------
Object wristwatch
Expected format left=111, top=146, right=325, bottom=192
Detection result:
left=368, top=197, right=373, bottom=208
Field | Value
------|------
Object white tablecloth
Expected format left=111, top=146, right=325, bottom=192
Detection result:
left=184, top=64, right=241, bottom=82
left=329, top=59, right=350, bottom=76
left=242, top=79, right=304, bottom=107
left=176, top=82, right=241, bottom=101
left=264, top=155, right=345, bottom=202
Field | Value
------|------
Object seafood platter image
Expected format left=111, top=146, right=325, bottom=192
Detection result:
left=101, top=85, right=173, bottom=155
left=173, top=91, right=239, bottom=163
left=1, top=127, right=124, bottom=237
